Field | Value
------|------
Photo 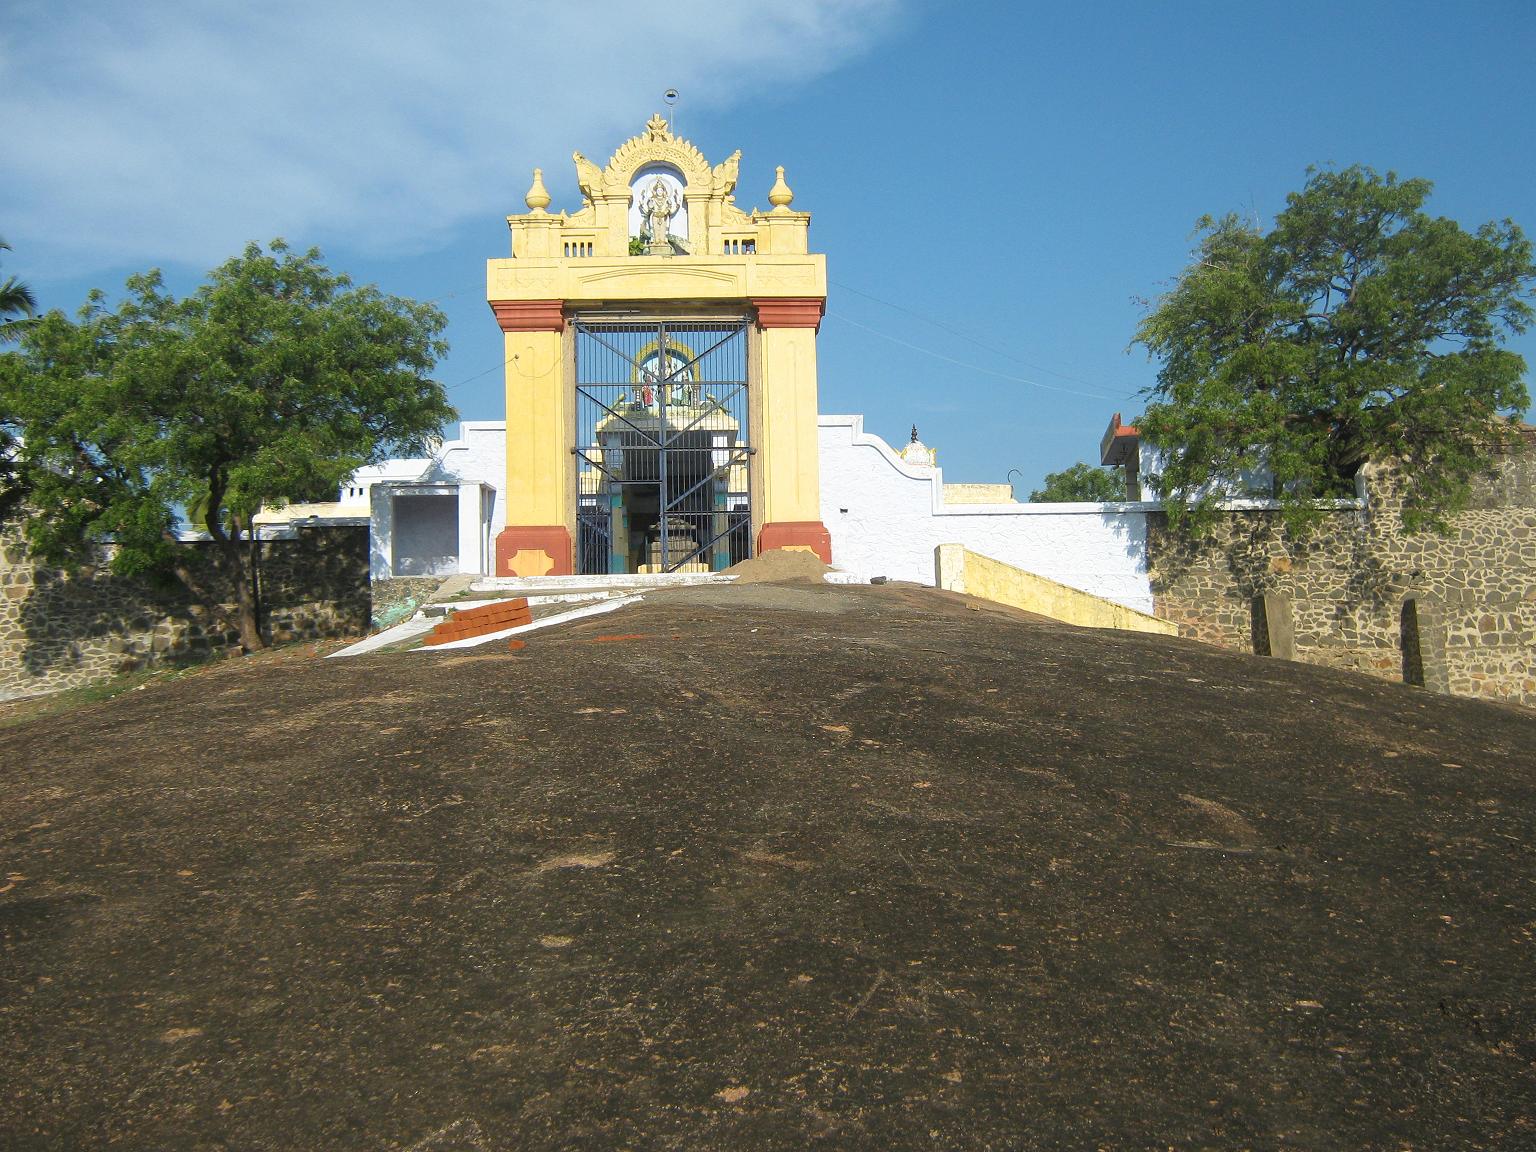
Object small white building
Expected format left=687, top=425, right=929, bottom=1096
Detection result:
left=258, top=421, right=503, bottom=581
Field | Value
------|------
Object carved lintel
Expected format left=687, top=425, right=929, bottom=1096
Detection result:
left=603, top=122, right=712, bottom=190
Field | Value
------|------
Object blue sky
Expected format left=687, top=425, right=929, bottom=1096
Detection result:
left=8, top=0, right=1535, bottom=487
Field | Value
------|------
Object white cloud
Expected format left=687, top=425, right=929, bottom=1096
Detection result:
left=4, top=0, right=900, bottom=275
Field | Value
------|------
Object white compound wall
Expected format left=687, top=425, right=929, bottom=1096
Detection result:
left=336, top=414, right=1160, bottom=604
left=818, top=415, right=1158, bottom=613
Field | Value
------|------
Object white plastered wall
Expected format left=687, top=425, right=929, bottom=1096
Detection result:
left=364, top=422, right=508, bottom=579
left=818, top=415, right=1158, bottom=613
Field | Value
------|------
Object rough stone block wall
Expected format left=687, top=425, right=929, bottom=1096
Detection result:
left=0, top=525, right=369, bottom=701
left=1148, top=445, right=1536, bottom=708
left=257, top=528, right=373, bottom=645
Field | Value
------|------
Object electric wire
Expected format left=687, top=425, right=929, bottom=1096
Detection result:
left=436, top=276, right=1149, bottom=405
left=829, top=278, right=1145, bottom=399
left=824, top=311, right=1138, bottom=403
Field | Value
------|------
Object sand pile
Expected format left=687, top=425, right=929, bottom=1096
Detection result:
left=724, top=549, right=833, bottom=585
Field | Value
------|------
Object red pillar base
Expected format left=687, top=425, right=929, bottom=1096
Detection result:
left=494, top=526, right=573, bottom=577
left=757, top=521, right=833, bottom=566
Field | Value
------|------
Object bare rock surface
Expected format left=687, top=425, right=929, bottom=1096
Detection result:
left=1, top=582, right=1532, bottom=1150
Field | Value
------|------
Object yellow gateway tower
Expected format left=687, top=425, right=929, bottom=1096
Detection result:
left=487, top=115, right=831, bottom=577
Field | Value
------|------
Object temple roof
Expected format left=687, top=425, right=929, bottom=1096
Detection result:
left=571, top=114, right=739, bottom=205
left=499, top=115, right=813, bottom=263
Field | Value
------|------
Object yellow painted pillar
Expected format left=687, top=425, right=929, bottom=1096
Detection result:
left=491, top=301, right=573, bottom=576
left=753, top=298, right=831, bottom=563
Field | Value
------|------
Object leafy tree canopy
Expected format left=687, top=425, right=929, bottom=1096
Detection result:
left=0, top=237, right=38, bottom=343
left=0, top=240, right=455, bottom=649
left=1134, top=166, right=1534, bottom=533
left=0, top=238, right=39, bottom=515
left=1028, top=461, right=1124, bottom=502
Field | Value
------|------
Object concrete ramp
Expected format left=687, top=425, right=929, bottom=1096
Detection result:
left=935, top=543, right=1177, bottom=635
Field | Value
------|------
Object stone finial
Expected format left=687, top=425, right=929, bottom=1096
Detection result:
left=646, top=112, right=670, bottom=140
left=525, top=168, right=551, bottom=213
left=901, top=425, right=936, bottom=468
left=768, top=165, right=794, bottom=211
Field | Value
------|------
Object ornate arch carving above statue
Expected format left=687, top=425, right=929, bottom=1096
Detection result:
left=575, top=114, right=718, bottom=197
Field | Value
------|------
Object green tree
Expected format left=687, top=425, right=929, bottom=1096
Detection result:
left=1028, top=461, right=1125, bottom=502
left=0, top=237, right=38, bottom=343
left=0, top=238, right=41, bottom=519
left=0, top=240, right=455, bottom=650
left=1134, top=166, right=1534, bottom=533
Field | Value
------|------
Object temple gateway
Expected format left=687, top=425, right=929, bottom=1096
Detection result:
left=319, top=116, right=1153, bottom=600
left=489, top=113, right=831, bottom=577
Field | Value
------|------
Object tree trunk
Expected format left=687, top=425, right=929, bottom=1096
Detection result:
left=164, top=537, right=260, bottom=651
left=229, top=552, right=267, bottom=652
left=201, top=483, right=268, bottom=653
left=220, top=516, right=267, bottom=653
left=248, top=524, right=263, bottom=647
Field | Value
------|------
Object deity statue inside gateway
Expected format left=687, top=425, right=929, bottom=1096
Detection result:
left=641, top=176, right=681, bottom=254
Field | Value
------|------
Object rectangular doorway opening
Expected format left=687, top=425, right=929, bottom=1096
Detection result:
left=574, top=318, right=752, bottom=575
left=391, top=493, right=459, bottom=576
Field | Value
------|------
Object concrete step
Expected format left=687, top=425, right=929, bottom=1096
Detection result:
left=468, top=572, right=737, bottom=597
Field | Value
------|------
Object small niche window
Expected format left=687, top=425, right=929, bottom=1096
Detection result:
left=1401, top=599, right=1424, bottom=687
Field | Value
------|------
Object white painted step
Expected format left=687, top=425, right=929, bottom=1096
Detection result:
left=469, top=572, right=737, bottom=596
left=327, top=616, right=436, bottom=658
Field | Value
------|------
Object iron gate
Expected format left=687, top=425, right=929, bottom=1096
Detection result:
left=574, top=318, right=752, bottom=575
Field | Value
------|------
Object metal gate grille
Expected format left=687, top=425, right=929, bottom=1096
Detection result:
left=574, top=318, right=752, bottom=575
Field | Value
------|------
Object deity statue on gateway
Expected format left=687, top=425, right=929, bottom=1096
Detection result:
left=641, top=176, right=681, bottom=255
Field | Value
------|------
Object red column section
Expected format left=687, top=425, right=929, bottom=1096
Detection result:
left=495, top=526, right=574, bottom=577
left=757, top=522, right=832, bottom=565
left=751, top=297, right=825, bottom=331
left=490, top=300, right=565, bottom=332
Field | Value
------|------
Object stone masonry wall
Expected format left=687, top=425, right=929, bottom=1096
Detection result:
left=1148, top=443, right=1536, bottom=708
left=0, top=524, right=369, bottom=701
